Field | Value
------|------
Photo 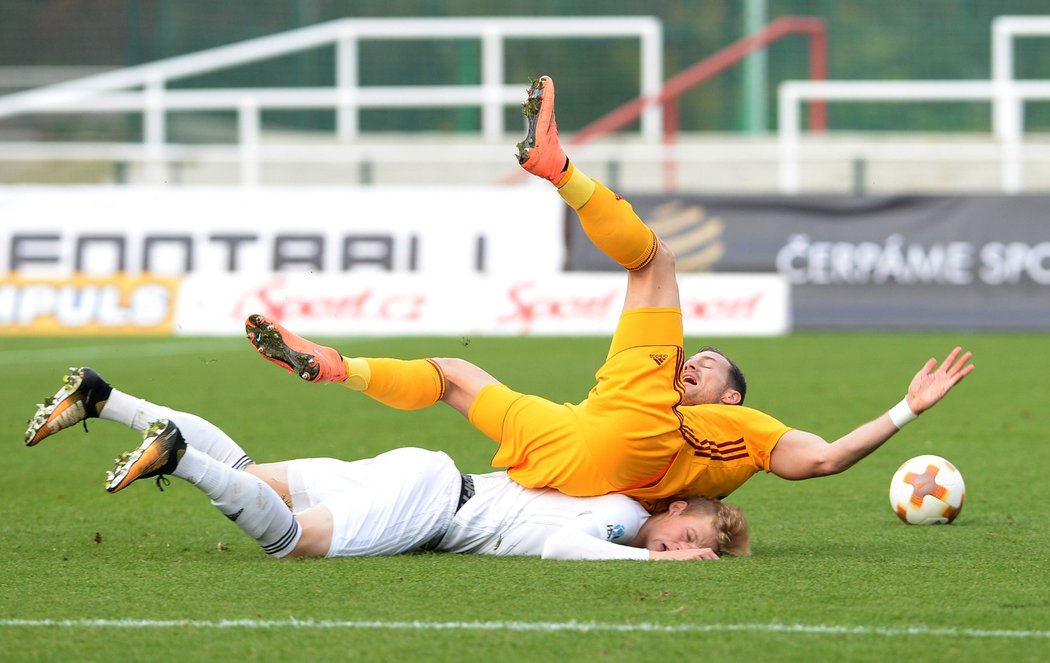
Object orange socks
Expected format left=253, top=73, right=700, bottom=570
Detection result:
left=555, top=162, right=595, bottom=208
left=558, top=163, right=657, bottom=271
left=341, top=357, right=445, bottom=410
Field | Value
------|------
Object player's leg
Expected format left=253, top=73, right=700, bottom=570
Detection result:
left=244, top=461, right=294, bottom=505
left=422, top=357, right=615, bottom=496
left=25, top=367, right=112, bottom=446
left=244, top=318, right=623, bottom=497
left=286, top=505, right=334, bottom=557
left=238, top=460, right=335, bottom=557
left=515, top=76, right=686, bottom=494
left=430, top=357, right=500, bottom=418
left=518, top=75, right=676, bottom=312
left=621, top=238, right=681, bottom=311
left=245, top=314, right=445, bottom=410
left=518, top=75, right=658, bottom=272
left=25, top=367, right=253, bottom=469
left=105, top=419, right=304, bottom=558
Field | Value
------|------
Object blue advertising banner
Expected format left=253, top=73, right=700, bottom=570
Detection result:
left=565, top=194, right=1050, bottom=330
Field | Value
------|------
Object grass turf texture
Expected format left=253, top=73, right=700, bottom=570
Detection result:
left=1, top=332, right=1048, bottom=662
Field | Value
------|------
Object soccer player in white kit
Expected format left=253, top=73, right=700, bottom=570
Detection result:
left=25, top=368, right=750, bottom=562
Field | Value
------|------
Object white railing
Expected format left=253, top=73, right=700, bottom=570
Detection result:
left=778, top=15, right=1050, bottom=195
left=777, top=79, right=1050, bottom=194
left=992, top=15, right=1050, bottom=140
left=0, top=16, right=663, bottom=185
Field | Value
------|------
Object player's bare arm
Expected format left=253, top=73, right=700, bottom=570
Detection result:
left=768, top=347, right=975, bottom=480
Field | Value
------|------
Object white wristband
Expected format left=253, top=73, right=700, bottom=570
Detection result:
left=888, top=397, right=918, bottom=429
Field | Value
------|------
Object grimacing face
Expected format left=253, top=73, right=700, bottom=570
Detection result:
left=634, top=501, right=718, bottom=553
left=679, top=349, right=739, bottom=406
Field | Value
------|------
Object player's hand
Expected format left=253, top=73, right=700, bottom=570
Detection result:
left=649, top=547, right=719, bottom=561
left=906, top=346, right=974, bottom=414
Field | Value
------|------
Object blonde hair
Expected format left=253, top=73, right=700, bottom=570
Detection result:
left=652, top=495, right=751, bottom=557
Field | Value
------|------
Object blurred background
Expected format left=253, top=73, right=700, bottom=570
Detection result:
left=2, top=0, right=1049, bottom=333
left=4, top=0, right=1050, bottom=190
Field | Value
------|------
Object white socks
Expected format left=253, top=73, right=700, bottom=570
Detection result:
left=95, top=388, right=153, bottom=431
left=101, top=389, right=253, bottom=469
left=98, top=387, right=297, bottom=557
left=175, top=447, right=301, bottom=558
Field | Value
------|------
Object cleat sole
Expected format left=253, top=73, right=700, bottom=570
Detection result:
left=24, top=368, right=86, bottom=446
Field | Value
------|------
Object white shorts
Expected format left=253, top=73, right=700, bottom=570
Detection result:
left=286, top=447, right=461, bottom=557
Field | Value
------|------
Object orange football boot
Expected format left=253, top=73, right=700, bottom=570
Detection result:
left=245, top=314, right=347, bottom=383
left=516, top=75, right=568, bottom=184
left=105, top=419, right=187, bottom=493
left=25, top=367, right=112, bottom=446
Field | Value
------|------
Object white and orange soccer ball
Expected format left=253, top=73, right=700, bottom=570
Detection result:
left=889, top=455, right=966, bottom=525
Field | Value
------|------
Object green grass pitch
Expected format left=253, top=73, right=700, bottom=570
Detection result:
left=1, top=332, right=1047, bottom=661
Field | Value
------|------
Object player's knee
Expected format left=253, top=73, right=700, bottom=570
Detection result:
left=430, top=357, right=461, bottom=372
left=636, top=238, right=677, bottom=279
left=432, top=358, right=499, bottom=390
left=287, top=507, right=333, bottom=558
left=431, top=357, right=497, bottom=416
left=652, top=238, right=677, bottom=271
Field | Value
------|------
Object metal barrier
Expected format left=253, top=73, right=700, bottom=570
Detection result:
left=0, top=16, right=662, bottom=185
left=529, top=16, right=828, bottom=192
left=778, top=79, right=1050, bottom=193
left=992, top=15, right=1050, bottom=140
left=778, top=15, right=1050, bottom=194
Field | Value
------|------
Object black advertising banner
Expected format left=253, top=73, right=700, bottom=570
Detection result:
left=565, top=194, right=1050, bottom=330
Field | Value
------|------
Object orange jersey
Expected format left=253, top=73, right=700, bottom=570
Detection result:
left=621, top=403, right=788, bottom=502
left=470, top=307, right=791, bottom=501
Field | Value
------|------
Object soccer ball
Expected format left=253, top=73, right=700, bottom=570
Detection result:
left=889, top=455, right=966, bottom=525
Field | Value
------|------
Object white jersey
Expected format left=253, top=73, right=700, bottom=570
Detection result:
left=285, top=447, right=650, bottom=560
left=437, top=471, right=649, bottom=558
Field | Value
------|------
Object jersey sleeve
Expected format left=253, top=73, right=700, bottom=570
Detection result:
left=540, top=496, right=651, bottom=561
left=737, top=406, right=792, bottom=471
left=689, top=404, right=792, bottom=472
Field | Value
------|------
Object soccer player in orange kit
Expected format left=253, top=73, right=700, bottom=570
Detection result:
left=244, top=76, right=974, bottom=506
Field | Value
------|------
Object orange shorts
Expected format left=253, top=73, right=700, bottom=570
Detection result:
left=470, top=307, right=689, bottom=497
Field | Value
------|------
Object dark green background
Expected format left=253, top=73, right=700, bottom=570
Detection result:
left=4, top=0, right=1049, bottom=137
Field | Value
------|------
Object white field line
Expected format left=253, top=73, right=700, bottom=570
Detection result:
left=0, top=618, right=1047, bottom=639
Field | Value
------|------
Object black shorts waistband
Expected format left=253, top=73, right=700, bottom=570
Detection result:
left=457, top=474, right=475, bottom=511
left=420, top=474, right=475, bottom=552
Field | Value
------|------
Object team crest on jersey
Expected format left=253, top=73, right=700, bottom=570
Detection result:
left=606, top=523, right=626, bottom=540
left=650, top=353, right=668, bottom=366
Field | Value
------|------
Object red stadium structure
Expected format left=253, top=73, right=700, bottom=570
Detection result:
left=505, top=16, right=828, bottom=192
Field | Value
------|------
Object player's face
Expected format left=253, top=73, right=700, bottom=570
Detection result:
left=679, top=350, right=735, bottom=406
left=638, top=504, right=718, bottom=554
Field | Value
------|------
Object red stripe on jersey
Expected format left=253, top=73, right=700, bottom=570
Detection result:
left=688, top=437, right=749, bottom=462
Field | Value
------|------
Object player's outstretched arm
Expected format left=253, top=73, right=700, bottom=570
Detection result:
left=903, top=346, right=974, bottom=414
left=769, top=347, right=974, bottom=480
left=540, top=520, right=718, bottom=561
